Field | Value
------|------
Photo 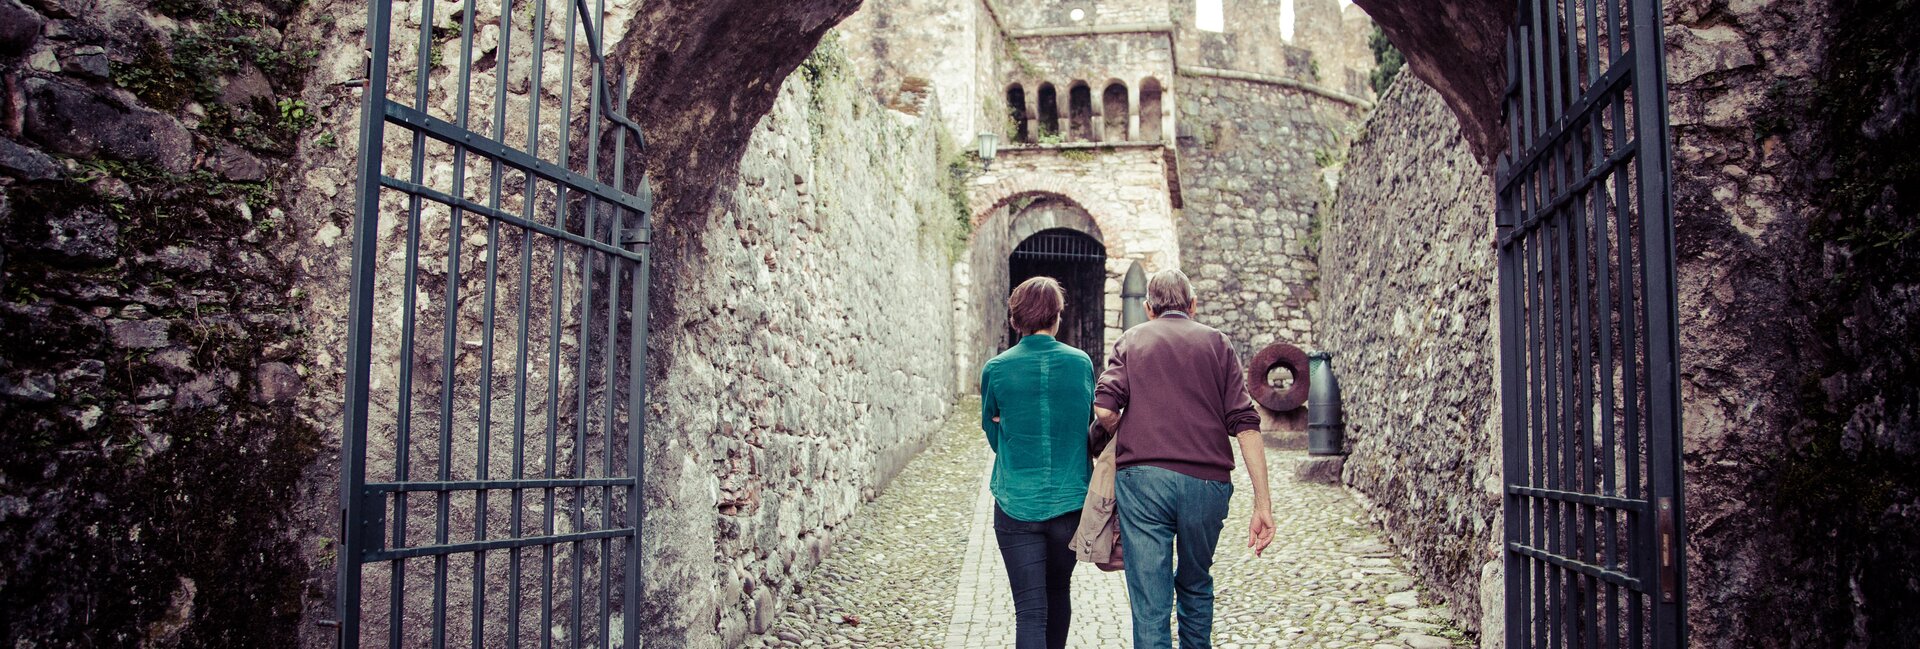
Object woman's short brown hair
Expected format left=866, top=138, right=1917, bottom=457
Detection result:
left=1008, top=276, right=1066, bottom=335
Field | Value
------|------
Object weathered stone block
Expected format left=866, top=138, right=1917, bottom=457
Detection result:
left=250, top=362, right=301, bottom=404
left=1295, top=455, right=1345, bottom=484
left=42, top=208, right=119, bottom=263
left=23, top=78, right=194, bottom=173
left=0, top=0, right=41, bottom=55
left=108, top=319, right=169, bottom=349
left=0, top=136, right=61, bottom=181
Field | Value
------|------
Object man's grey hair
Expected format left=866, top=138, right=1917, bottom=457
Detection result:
left=1145, top=268, right=1195, bottom=314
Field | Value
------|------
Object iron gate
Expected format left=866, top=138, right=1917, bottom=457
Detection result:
left=335, top=0, right=652, bottom=642
left=1495, top=0, right=1686, bottom=647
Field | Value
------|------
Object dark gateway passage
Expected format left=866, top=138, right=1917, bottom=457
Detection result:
left=1008, top=228, right=1107, bottom=370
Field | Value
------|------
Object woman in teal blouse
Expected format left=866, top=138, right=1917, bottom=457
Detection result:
left=979, top=276, right=1095, bottom=649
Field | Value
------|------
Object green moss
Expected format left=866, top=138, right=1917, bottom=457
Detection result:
left=70, top=159, right=273, bottom=250
left=1004, top=36, right=1043, bottom=79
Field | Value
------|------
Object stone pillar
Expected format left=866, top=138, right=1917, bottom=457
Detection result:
left=1124, top=92, right=1137, bottom=144
left=1160, top=85, right=1177, bottom=145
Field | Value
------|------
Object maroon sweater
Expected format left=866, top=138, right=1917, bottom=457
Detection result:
left=1093, top=312, right=1260, bottom=482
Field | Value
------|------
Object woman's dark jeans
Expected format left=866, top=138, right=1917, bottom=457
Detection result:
left=992, top=503, right=1082, bottom=649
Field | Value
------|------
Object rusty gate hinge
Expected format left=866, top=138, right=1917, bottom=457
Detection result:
left=1657, top=496, right=1676, bottom=603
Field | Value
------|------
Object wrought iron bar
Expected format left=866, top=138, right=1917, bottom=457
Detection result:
left=338, top=0, right=651, bottom=642
left=1509, top=542, right=1643, bottom=590
left=1499, top=0, right=1682, bottom=645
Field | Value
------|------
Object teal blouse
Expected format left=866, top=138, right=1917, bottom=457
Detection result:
left=980, top=334, right=1095, bottom=522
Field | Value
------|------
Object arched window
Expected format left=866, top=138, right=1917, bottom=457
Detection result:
left=1102, top=81, right=1129, bottom=142
left=1037, top=83, right=1060, bottom=140
left=1068, top=81, right=1094, bottom=142
left=1006, top=84, right=1030, bottom=143
left=1139, top=77, right=1164, bottom=142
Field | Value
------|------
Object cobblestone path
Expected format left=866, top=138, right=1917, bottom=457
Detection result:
left=747, top=398, right=1474, bottom=648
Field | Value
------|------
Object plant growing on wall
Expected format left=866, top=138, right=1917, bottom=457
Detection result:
left=1369, top=26, right=1404, bottom=95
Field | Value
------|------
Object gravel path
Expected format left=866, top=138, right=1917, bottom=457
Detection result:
left=748, top=398, right=1475, bottom=648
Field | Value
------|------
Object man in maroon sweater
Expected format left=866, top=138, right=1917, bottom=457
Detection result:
left=1093, top=269, right=1274, bottom=649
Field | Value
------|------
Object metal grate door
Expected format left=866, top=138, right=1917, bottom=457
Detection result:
left=1494, top=0, right=1686, bottom=647
left=334, top=0, right=652, bottom=643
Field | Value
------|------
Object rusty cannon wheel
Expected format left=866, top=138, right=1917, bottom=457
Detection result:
left=1248, top=342, right=1310, bottom=412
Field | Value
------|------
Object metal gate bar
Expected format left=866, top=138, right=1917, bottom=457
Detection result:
left=337, top=0, right=652, bottom=642
left=1496, top=0, right=1684, bottom=647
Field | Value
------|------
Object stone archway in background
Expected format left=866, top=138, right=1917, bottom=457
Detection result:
left=955, top=187, right=1159, bottom=393
left=607, top=1, right=1917, bottom=645
left=1006, top=199, right=1109, bottom=369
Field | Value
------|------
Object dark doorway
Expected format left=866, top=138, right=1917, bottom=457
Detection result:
left=1008, top=228, right=1107, bottom=370
left=1037, top=83, right=1060, bottom=139
left=1067, top=82, right=1094, bottom=142
left=1007, top=84, right=1030, bottom=143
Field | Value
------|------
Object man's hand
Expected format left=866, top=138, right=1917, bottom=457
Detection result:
left=1093, top=406, right=1121, bottom=432
left=1248, top=502, right=1275, bottom=557
left=1235, top=429, right=1274, bottom=557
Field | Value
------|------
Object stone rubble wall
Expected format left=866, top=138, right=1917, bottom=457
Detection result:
left=1174, top=74, right=1361, bottom=357
left=1315, top=73, right=1499, bottom=638
left=0, top=0, right=348, bottom=643
left=636, top=42, right=962, bottom=646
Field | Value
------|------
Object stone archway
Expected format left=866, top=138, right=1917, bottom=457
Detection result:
left=957, top=190, right=1108, bottom=391
left=957, top=151, right=1180, bottom=390
left=1005, top=199, right=1109, bottom=369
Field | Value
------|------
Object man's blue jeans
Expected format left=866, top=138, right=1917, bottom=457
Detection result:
left=1116, top=465, right=1233, bottom=649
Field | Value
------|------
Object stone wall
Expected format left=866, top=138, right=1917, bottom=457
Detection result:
left=1172, top=0, right=1376, bottom=96
left=838, top=0, right=993, bottom=139
left=1659, top=0, right=1919, bottom=644
left=997, top=0, right=1169, bottom=28
left=0, top=0, right=337, bottom=642
left=1175, top=74, right=1361, bottom=357
left=1317, top=73, right=1499, bottom=638
left=634, top=41, right=962, bottom=646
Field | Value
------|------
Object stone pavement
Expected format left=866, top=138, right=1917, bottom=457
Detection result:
left=747, top=398, right=1473, bottom=648
left=943, top=463, right=1132, bottom=648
